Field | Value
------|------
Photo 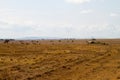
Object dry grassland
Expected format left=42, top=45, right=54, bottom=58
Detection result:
left=0, top=39, right=120, bottom=80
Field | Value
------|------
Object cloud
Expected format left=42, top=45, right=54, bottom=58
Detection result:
left=65, top=0, right=92, bottom=4
left=80, top=9, right=93, bottom=14
left=0, top=8, right=14, bottom=12
left=110, top=13, right=119, bottom=17
left=72, top=24, right=120, bottom=38
left=0, top=19, right=120, bottom=38
left=0, top=21, right=33, bottom=31
left=0, top=5, right=119, bottom=39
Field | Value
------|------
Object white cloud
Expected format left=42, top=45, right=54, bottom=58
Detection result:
left=65, top=0, right=92, bottom=4
left=0, top=6, right=119, bottom=38
left=80, top=9, right=93, bottom=14
left=110, top=13, right=119, bottom=17
left=65, top=0, right=107, bottom=4
left=0, top=20, right=34, bottom=39
left=72, top=24, right=120, bottom=38
left=0, top=8, right=14, bottom=12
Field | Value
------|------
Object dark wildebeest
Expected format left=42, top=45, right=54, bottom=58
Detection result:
left=4, top=39, right=10, bottom=44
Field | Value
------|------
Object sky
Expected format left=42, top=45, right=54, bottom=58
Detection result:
left=0, top=0, right=120, bottom=39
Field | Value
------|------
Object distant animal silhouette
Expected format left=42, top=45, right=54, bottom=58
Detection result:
left=86, top=38, right=96, bottom=44
left=4, top=40, right=10, bottom=44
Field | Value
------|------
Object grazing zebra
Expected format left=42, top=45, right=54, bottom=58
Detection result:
left=86, top=38, right=96, bottom=44
left=86, top=40, right=95, bottom=44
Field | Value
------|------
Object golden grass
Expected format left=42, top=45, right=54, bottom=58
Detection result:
left=0, top=39, right=120, bottom=80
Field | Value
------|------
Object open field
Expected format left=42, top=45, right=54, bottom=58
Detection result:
left=0, top=39, right=120, bottom=80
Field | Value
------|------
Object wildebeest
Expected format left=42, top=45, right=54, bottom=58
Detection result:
left=3, top=39, right=15, bottom=44
left=4, top=39, right=10, bottom=44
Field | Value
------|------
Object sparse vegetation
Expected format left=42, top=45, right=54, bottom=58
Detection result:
left=0, top=39, right=120, bottom=80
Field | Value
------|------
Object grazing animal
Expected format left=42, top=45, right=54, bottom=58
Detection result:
left=4, top=39, right=10, bottom=44
left=87, top=40, right=95, bottom=44
left=87, top=38, right=96, bottom=44
left=86, top=39, right=108, bottom=45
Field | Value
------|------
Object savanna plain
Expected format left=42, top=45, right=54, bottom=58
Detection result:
left=0, top=39, right=120, bottom=80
